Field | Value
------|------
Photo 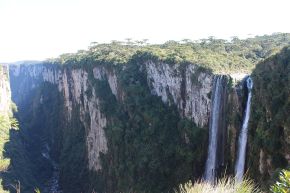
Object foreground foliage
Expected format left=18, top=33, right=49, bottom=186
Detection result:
left=270, top=169, right=290, bottom=193
left=177, top=177, right=260, bottom=193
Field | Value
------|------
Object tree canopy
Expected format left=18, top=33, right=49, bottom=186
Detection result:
left=46, top=33, right=290, bottom=73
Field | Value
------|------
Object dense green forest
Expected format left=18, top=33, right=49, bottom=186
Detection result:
left=1, top=34, right=290, bottom=193
left=49, top=33, right=290, bottom=73
left=92, top=60, right=207, bottom=193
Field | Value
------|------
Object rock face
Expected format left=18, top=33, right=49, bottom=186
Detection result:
left=0, top=65, right=11, bottom=116
left=145, top=62, right=213, bottom=127
left=9, top=62, right=228, bottom=173
left=10, top=64, right=109, bottom=171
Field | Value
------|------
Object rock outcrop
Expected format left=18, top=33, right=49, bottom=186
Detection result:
left=145, top=62, right=213, bottom=127
left=0, top=65, right=12, bottom=116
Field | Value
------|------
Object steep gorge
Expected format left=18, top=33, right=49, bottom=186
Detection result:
left=7, top=60, right=236, bottom=192
left=1, top=40, right=289, bottom=192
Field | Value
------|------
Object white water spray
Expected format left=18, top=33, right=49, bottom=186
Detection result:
left=204, top=76, right=223, bottom=182
left=235, top=77, right=253, bottom=181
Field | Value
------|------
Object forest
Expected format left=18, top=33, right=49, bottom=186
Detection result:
left=0, top=34, right=289, bottom=193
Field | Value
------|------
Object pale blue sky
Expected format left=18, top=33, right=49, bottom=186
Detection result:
left=0, top=0, right=289, bottom=62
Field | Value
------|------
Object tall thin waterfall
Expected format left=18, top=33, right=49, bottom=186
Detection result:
left=42, top=143, right=62, bottom=193
left=204, top=76, right=224, bottom=182
left=235, top=77, right=253, bottom=181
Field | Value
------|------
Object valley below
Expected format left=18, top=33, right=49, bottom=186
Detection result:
left=0, top=34, right=289, bottom=193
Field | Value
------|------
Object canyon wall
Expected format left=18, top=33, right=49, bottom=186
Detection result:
left=247, top=47, right=290, bottom=187
left=8, top=61, right=247, bottom=193
left=9, top=62, right=217, bottom=170
left=0, top=65, right=11, bottom=116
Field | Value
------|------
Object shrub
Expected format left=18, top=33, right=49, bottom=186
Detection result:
left=270, top=169, right=290, bottom=193
left=177, top=177, right=260, bottom=193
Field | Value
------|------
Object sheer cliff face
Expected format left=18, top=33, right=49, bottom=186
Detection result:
left=145, top=62, right=213, bottom=127
left=248, top=47, right=290, bottom=181
left=10, top=64, right=111, bottom=171
left=0, top=65, right=11, bottom=115
left=9, top=62, right=215, bottom=171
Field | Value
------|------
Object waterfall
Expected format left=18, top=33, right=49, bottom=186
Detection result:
left=42, top=143, right=62, bottom=193
left=204, top=76, right=224, bottom=183
left=235, top=77, right=253, bottom=181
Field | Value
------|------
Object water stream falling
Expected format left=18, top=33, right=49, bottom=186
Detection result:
left=204, top=76, right=223, bottom=183
left=235, top=77, right=253, bottom=181
left=42, top=143, right=62, bottom=193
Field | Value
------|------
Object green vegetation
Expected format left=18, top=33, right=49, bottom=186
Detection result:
left=93, top=58, right=207, bottom=193
left=0, top=65, right=21, bottom=193
left=0, top=114, right=14, bottom=193
left=177, top=177, right=260, bottom=193
left=48, top=33, right=290, bottom=73
left=270, top=169, right=290, bottom=193
left=0, top=82, right=63, bottom=193
left=58, top=103, right=94, bottom=193
left=4, top=34, right=290, bottom=193
left=0, top=114, right=18, bottom=173
left=249, top=46, right=290, bottom=188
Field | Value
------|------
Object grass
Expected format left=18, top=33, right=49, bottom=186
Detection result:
left=177, top=177, right=260, bottom=193
left=270, top=169, right=290, bottom=193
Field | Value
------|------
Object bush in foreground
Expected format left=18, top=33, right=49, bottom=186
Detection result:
left=176, top=177, right=260, bottom=193
left=270, top=169, right=290, bottom=193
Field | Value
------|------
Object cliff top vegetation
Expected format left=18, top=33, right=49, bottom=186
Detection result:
left=43, top=33, right=290, bottom=73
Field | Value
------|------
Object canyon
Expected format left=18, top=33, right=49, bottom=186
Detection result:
left=2, top=60, right=252, bottom=192
left=0, top=36, right=289, bottom=193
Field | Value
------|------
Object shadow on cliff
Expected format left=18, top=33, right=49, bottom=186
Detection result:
left=0, top=76, right=66, bottom=193
left=1, top=127, right=53, bottom=193
left=246, top=46, right=290, bottom=188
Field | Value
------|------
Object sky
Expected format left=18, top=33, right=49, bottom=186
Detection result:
left=0, top=0, right=290, bottom=62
